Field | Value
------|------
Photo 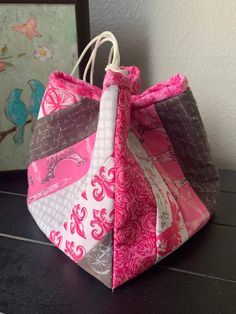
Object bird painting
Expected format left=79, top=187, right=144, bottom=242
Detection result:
left=12, top=16, right=42, bottom=41
left=28, top=79, right=45, bottom=126
left=4, top=88, right=28, bottom=145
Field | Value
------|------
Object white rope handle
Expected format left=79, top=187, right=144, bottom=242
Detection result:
left=70, top=34, right=103, bottom=76
left=83, top=37, right=115, bottom=84
left=70, top=31, right=127, bottom=83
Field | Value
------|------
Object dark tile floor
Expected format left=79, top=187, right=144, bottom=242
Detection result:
left=0, top=170, right=235, bottom=314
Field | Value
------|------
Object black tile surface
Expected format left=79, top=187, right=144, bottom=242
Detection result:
left=0, top=236, right=235, bottom=314
left=219, top=169, right=236, bottom=193
left=212, top=192, right=236, bottom=226
left=159, top=224, right=236, bottom=281
left=0, top=193, right=49, bottom=243
left=0, top=170, right=28, bottom=194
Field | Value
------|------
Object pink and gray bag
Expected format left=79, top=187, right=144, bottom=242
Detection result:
left=27, top=32, right=219, bottom=289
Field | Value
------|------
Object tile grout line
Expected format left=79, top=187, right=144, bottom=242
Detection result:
left=210, top=222, right=236, bottom=228
left=1, top=234, right=236, bottom=284
left=0, top=189, right=235, bottom=197
left=219, top=190, right=236, bottom=194
left=2, top=233, right=236, bottom=285
left=157, top=265, right=236, bottom=284
left=0, top=190, right=27, bottom=197
left=0, top=233, right=53, bottom=247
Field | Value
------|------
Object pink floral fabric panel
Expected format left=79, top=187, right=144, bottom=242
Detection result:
left=131, top=73, right=188, bottom=109
left=111, top=72, right=157, bottom=289
left=122, top=66, right=141, bottom=95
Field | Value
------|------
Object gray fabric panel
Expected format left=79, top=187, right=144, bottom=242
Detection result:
left=155, top=88, right=219, bottom=214
left=29, top=97, right=99, bottom=164
left=78, top=232, right=113, bottom=289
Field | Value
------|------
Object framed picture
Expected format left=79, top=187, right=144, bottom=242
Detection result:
left=0, top=0, right=90, bottom=171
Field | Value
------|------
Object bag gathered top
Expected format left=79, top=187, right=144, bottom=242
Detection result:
left=27, top=31, right=219, bottom=289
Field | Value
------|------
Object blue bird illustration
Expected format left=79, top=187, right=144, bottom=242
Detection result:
left=27, top=79, right=45, bottom=125
left=4, top=88, right=28, bottom=145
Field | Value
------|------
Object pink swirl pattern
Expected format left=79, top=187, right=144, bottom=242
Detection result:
left=131, top=73, right=188, bottom=109
left=108, top=71, right=157, bottom=289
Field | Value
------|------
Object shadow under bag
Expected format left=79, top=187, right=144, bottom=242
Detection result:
left=27, top=32, right=219, bottom=289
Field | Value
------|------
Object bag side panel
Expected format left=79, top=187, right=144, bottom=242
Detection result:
left=130, top=105, right=210, bottom=239
left=154, top=88, right=219, bottom=214
left=49, top=156, right=115, bottom=289
left=45, top=83, right=120, bottom=288
left=28, top=83, right=119, bottom=288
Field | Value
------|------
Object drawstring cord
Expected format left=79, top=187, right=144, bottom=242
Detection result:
left=70, top=31, right=127, bottom=84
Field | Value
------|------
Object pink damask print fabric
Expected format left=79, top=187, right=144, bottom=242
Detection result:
left=70, top=204, right=87, bottom=239
left=48, top=156, right=115, bottom=265
left=91, top=166, right=115, bottom=201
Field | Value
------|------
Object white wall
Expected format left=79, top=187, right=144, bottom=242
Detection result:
left=89, top=0, right=236, bottom=170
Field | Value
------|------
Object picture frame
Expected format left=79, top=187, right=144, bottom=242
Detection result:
left=0, top=0, right=90, bottom=172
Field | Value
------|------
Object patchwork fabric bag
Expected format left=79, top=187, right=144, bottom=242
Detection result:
left=27, top=32, right=219, bottom=289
